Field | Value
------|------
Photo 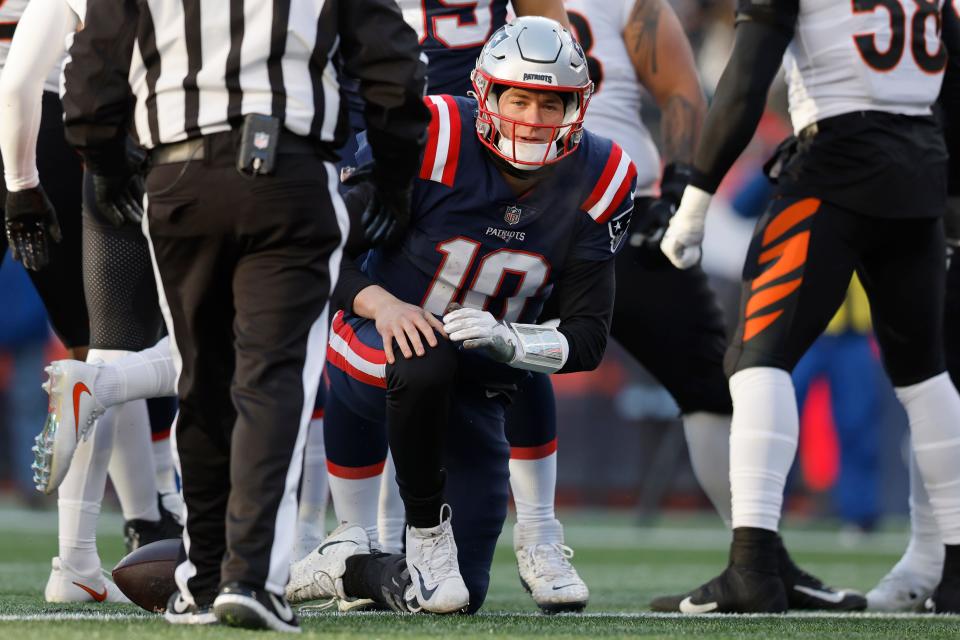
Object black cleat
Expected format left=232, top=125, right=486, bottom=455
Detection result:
left=214, top=582, right=299, bottom=633
left=123, top=495, right=183, bottom=553
left=650, top=564, right=787, bottom=613
left=651, top=528, right=787, bottom=613
left=924, top=551, right=960, bottom=614
left=163, top=590, right=216, bottom=625
left=924, top=580, right=960, bottom=613
left=777, top=537, right=866, bottom=611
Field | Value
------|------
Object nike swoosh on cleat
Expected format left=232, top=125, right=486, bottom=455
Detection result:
left=792, top=585, right=848, bottom=604
left=678, top=596, right=718, bottom=613
left=413, top=566, right=438, bottom=601
left=552, top=584, right=579, bottom=591
left=72, top=581, right=107, bottom=602
left=72, top=382, right=92, bottom=438
left=269, top=593, right=294, bottom=621
left=317, top=540, right=354, bottom=555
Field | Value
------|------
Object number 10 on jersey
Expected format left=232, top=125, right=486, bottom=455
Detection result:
left=422, top=238, right=550, bottom=323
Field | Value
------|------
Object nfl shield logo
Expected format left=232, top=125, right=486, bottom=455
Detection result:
left=504, top=205, right=522, bottom=225
left=253, top=132, right=271, bottom=150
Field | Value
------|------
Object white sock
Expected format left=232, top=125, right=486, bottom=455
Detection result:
left=729, top=367, right=798, bottom=532
left=893, top=448, right=945, bottom=575
left=895, top=372, right=960, bottom=545
left=58, top=352, right=117, bottom=576
left=94, top=337, right=176, bottom=408
left=378, top=452, right=405, bottom=554
left=683, top=411, right=732, bottom=527
left=107, top=400, right=160, bottom=522
left=514, top=517, right=565, bottom=548
left=152, top=435, right=179, bottom=497
left=509, top=450, right=557, bottom=525
left=328, top=464, right=382, bottom=546
left=294, top=414, right=328, bottom=560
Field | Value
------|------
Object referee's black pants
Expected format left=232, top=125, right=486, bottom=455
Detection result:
left=143, top=132, right=347, bottom=603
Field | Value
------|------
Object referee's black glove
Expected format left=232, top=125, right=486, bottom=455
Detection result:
left=362, top=182, right=413, bottom=247
left=5, top=185, right=62, bottom=271
left=92, top=169, right=145, bottom=227
left=629, top=163, right=694, bottom=252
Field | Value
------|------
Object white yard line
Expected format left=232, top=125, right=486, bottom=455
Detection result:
left=0, top=612, right=150, bottom=621
left=1, top=610, right=956, bottom=622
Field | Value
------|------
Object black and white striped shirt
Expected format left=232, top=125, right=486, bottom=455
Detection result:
left=62, top=0, right=428, bottom=182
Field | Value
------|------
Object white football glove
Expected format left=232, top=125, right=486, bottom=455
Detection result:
left=442, top=307, right=517, bottom=363
left=659, top=185, right=713, bottom=269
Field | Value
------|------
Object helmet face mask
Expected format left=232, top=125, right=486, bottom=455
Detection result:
left=471, top=17, right=593, bottom=171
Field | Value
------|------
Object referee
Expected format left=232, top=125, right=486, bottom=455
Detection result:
left=61, top=0, right=429, bottom=632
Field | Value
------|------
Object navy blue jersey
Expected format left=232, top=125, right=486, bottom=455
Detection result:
left=361, top=95, right=637, bottom=326
left=398, top=0, right=510, bottom=96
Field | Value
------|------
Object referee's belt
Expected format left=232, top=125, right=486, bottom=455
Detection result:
left=150, top=129, right=324, bottom=165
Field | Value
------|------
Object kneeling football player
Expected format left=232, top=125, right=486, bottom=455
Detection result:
left=288, top=16, right=635, bottom=614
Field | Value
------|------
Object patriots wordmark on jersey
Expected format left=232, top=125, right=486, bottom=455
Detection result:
left=361, top=95, right=636, bottom=326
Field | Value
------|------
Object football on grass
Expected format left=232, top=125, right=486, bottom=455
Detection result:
left=111, top=538, right=180, bottom=612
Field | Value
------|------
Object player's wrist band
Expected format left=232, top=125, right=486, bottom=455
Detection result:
left=507, top=323, right=569, bottom=373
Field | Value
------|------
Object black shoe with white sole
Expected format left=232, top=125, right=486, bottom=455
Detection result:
left=650, top=528, right=788, bottom=614
left=778, top=537, right=866, bottom=611
left=214, top=582, right=300, bottom=633
left=163, top=591, right=217, bottom=625
left=650, top=563, right=787, bottom=613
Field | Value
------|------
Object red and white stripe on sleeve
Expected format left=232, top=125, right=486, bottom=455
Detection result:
left=419, top=95, right=462, bottom=187
left=580, top=143, right=637, bottom=224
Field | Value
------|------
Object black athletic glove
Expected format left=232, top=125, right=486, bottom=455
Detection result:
left=629, top=163, right=693, bottom=260
left=342, top=163, right=413, bottom=247
left=362, top=181, right=412, bottom=247
left=92, top=145, right=147, bottom=227
left=4, top=185, right=62, bottom=271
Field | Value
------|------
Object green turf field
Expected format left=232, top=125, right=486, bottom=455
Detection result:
left=1, top=506, right=956, bottom=638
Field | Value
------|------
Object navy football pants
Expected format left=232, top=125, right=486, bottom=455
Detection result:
left=325, top=311, right=510, bottom=612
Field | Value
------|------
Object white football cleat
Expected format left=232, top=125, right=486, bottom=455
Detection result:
left=514, top=520, right=589, bottom=613
left=867, top=560, right=942, bottom=611
left=33, top=360, right=106, bottom=494
left=45, top=557, right=131, bottom=604
left=405, top=504, right=469, bottom=614
left=286, top=523, right=370, bottom=604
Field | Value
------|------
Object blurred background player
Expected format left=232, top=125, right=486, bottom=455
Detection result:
left=1, top=0, right=180, bottom=604
left=659, top=0, right=960, bottom=614
left=867, top=54, right=960, bottom=612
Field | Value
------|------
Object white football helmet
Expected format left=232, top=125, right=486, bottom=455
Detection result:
left=471, top=16, right=593, bottom=170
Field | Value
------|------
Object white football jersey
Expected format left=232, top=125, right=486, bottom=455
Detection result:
left=783, top=0, right=950, bottom=133
left=564, top=0, right=660, bottom=195
left=0, top=0, right=66, bottom=93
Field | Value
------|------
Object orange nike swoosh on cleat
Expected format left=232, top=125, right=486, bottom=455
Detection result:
left=72, top=382, right=91, bottom=438
left=72, top=581, right=108, bottom=602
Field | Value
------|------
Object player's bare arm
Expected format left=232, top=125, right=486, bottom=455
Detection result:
left=623, top=0, right=705, bottom=165
left=352, top=284, right=446, bottom=364
left=660, top=2, right=796, bottom=269
left=513, top=0, right=571, bottom=30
